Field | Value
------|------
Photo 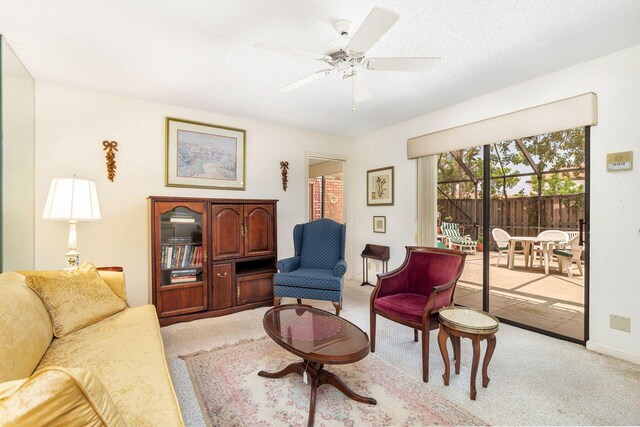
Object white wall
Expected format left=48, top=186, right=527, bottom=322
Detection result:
left=35, top=82, right=351, bottom=306
left=2, top=37, right=35, bottom=271
left=352, top=44, right=640, bottom=362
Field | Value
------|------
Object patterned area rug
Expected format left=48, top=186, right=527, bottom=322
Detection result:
left=180, top=337, right=486, bottom=426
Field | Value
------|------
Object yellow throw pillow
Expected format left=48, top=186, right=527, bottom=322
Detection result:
left=24, top=262, right=126, bottom=338
left=0, top=366, right=127, bottom=427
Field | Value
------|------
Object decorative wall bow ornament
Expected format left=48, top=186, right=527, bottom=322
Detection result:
left=280, top=161, right=289, bottom=191
left=102, top=141, right=118, bottom=182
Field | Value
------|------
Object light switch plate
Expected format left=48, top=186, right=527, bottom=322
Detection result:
left=607, top=151, right=633, bottom=172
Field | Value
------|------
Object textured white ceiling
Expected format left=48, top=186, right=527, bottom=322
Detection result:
left=2, top=0, right=640, bottom=137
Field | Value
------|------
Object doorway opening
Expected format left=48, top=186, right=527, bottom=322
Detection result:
left=308, top=158, right=345, bottom=223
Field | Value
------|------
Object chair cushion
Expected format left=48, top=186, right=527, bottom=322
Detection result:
left=274, top=286, right=341, bottom=303
left=553, top=249, right=573, bottom=257
left=374, top=292, right=450, bottom=324
left=273, top=268, right=342, bottom=291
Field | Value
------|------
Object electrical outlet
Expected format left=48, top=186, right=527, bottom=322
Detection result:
left=610, top=315, right=631, bottom=333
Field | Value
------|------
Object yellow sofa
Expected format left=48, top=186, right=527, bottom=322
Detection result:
left=0, top=269, right=184, bottom=426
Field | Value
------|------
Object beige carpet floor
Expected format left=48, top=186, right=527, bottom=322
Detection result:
left=162, top=280, right=640, bottom=426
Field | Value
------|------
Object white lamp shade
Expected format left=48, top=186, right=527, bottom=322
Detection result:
left=42, top=178, right=101, bottom=221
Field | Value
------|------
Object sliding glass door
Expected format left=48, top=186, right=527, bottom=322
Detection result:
left=438, top=127, right=588, bottom=343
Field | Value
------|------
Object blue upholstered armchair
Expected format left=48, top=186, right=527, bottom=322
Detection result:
left=273, top=219, right=347, bottom=315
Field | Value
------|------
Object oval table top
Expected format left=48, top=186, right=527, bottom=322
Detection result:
left=439, top=306, right=500, bottom=335
left=263, top=304, right=370, bottom=365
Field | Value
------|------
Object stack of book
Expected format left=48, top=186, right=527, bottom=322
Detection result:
left=169, top=268, right=200, bottom=284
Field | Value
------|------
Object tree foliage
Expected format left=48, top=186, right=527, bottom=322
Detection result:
left=437, top=127, right=585, bottom=199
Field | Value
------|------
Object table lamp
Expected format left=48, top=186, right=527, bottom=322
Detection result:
left=42, top=177, right=101, bottom=270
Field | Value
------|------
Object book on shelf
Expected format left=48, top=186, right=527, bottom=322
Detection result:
left=161, top=245, right=203, bottom=269
left=166, top=237, right=193, bottom=244
left=170, top=275, right=197, bottom=284
left=169, top=213, right=196, bottom=224
left=171, top=268, right=199, bottom=276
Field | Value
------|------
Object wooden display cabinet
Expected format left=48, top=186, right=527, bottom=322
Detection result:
left=149, top=197, right=277, bottom=326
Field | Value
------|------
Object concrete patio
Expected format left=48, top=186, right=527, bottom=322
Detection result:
left=454, top=251, right=585, bottom=341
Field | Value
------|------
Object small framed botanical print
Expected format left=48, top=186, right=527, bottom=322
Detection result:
left=367, top=166, right=394, bottom=206
left=373, top=216, right=386, bottom=233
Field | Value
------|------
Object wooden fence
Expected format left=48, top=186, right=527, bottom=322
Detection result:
left=438, top=194, right=585, bottom=243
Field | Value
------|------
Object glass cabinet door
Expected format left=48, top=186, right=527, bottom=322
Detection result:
left=159, top=206, right=204, bottom=287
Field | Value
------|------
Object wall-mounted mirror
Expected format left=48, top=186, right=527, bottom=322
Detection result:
left=1, top=35, right=35, bottom=270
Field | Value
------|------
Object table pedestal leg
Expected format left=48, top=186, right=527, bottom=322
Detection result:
left=437, top=325, right=450, bottom=386
left=259, top=359, right=376, bottom=427
left=482, top=335, right=496, bottom=388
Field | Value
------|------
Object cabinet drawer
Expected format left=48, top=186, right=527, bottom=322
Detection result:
left=236, top=272, right=273, bottom=305
left=158, top=283, right=206, bottom=317
left=211, top=263, right=233, bottom=310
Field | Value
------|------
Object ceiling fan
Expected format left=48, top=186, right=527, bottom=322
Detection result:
left=255, top=6, right=441, bottom=110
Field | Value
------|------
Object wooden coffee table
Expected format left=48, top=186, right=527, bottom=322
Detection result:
left=258, top=304, right=376, bottom=427
left=437, top=306, right=499, bottom=400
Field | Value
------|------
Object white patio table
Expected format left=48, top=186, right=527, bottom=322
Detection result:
left=507, top=236, right=565, bottom=275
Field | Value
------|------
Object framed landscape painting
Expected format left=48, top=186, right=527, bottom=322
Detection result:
left=165, top=117, right=246, bottom=190
left=367, top=166, right=394, bottom=206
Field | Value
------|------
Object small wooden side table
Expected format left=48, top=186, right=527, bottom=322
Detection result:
left=360, top=244, right=390, bottom=286
left=437, top=307, right=499, bottom=400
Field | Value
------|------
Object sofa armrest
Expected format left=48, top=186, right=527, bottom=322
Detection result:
left=332, top=259, right=347, bottom=277
left=97, top=270, right=128, bottom=306
left=0, top=366, right=127, bottom=427
left=277, top=256, right=300, bottom=273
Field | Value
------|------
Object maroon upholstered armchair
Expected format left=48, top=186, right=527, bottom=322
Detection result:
left=370, top=246, right=467, bottom=382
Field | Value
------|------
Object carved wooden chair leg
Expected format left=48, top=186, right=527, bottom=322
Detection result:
left=297, top=298, right=302, bottom=304
left=370, top=312, right=376, bottom=352
left=421, top=327, right=430, bottom=382
left=414, top=328, right=419, bottom=342
left=332, top=301, right=341, bottom=316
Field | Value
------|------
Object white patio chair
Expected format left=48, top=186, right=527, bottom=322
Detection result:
left=532, top=230, right=568, bottom=274
left=532, top=230, right=568, bottom=264
left=552, top=234, right=583, bottom=277
left=491, top=227, right=524, bottom=267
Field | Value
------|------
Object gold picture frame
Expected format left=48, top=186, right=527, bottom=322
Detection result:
left=367, top=166, right=394, bottom=206
left=165, top=117, right=246, bottom=190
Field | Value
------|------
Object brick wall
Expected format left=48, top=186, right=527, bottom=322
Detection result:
left=308, top=174, right=343, bottom=223
left=324, top=175, right=343, bottom=223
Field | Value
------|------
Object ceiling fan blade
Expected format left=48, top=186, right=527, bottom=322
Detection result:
left=347, top=7, right=399, bottom=56
left=365, top=57, right=441, bottom=72
left=279, top=69, right=332, bottom=92
left=255, top=41, right=331, bottom=61
left=350, top=73, right=371, bottom=102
